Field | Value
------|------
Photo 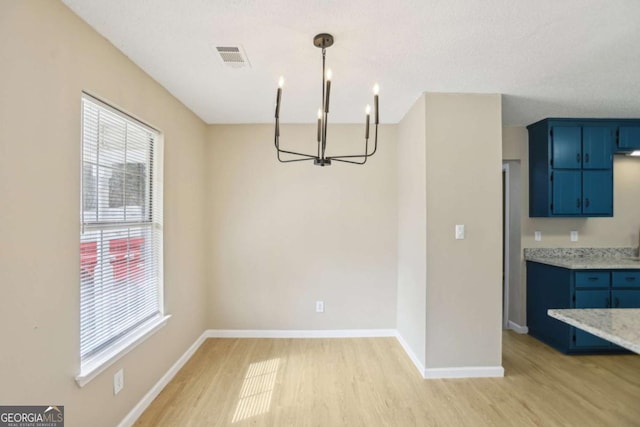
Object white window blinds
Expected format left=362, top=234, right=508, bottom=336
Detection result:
left=80, top=94, right=163, bottom=367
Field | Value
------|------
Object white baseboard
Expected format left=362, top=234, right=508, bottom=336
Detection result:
left=205, top=329, right=397, bottom=338
left=508, top=320, right=529, bottom=334
left=394, top=332, right=426, bottom=377
left=117, top=330, right=208, bottom=427
left=424, top=366, right=505, bottom=379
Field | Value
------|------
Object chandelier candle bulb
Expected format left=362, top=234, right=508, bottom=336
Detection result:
left=373, top=84, right=379, bottom=125
left=275, top=77, right=283, bottom=119
left=324, top=70, right=332, bottom=114
left=317, top=109, right=322, bottom=142
left=365, top=105, right=371, bottom=139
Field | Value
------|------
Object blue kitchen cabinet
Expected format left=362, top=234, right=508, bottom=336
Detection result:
left=551, top=170, right=581, bottom=215
left=582, top=170, right=614, bottom=215
left=612, top=271, right=640, bottom=307
left=613, top=290, right=640, bottom=308
left=617, top=126, right=640, bottom=152
left=527, top=119, right=613, bottom=217
left=526, top=262, right=640, bottom=354
left=551, top=126, right=582, bottom=168
left=574, top=290, right=611, bottom=348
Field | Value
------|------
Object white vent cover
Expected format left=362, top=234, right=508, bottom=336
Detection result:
left=214, top=45, right=251, bottom=68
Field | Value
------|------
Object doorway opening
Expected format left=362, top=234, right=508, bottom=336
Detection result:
left=502, top=164, right=510, bottom=329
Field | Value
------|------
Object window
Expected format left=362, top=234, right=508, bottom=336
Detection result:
left=78, top=93, right=165, bottom=385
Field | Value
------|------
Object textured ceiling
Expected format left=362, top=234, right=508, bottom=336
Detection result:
left=62, top=0, right=640, bottom=126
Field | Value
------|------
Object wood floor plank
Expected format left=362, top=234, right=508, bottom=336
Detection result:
left=134, top=331, right=640, bottom=426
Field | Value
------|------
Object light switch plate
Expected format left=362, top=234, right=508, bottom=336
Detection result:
left=455, top=225, right=465, bottom=240
left=534, top=231, right=542, bottom=241
left=570, top=231, right=578, bottom=242
left=315, top=301, right=324, bottom=313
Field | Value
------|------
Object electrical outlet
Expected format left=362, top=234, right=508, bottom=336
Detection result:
left=114, top=369, right=124, bottom=395
left=315, top=301, right=324, bottom=313
left=570, top=231, right=579, bottom=242
left=455, top=224, right=465, bottom=240
left=534, top=231, right=542, bottom=241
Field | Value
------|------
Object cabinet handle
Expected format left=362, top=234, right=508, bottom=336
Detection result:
left=588, top=277, right=599, bottom=281
left=615, top=297, right=620, bottom=308
left=626, top=277, right=637, bottom=282
left=585, top=198, right=590, bottom=208
left=585, top=153, right=590, bottom=163
left=576, top=198, right=581, bottom=208
left=606, top=297, right=611, bottom=308
left=577, top=153, right=581, bottom=163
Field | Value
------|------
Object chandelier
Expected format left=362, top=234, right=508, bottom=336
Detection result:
left=273, top=33, right=380, bottom=166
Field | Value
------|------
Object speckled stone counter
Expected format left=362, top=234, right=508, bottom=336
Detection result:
left=525, top=247, right=640, bottom=269
left=548, top=309, right=640, bottom=354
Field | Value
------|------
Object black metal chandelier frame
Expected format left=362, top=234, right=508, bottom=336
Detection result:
left=274, top=33, right=379, bottom=167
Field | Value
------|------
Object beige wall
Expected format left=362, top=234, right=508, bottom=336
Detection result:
left=0, top=2, right=208, bottom=426
left=396, top=95, right=427, bottom=367
left=503, top=126, right=640, bottom=326
left=424, top=93, right=503, bottom=369
left=206, top=124, right=398, bottom=329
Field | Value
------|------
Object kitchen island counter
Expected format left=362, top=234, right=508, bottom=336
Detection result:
left=548, top=309, right=640, bottom=354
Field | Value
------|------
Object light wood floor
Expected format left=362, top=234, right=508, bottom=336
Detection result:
left=135, top=331, right=640, bottom=426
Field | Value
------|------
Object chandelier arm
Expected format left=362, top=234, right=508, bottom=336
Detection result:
left=330, top=157, right=367, bottom=165
left=275, top=144, right=318, bottom=159
left=274, top=127, right=318, bottom=159
left=326, top=124, right=379, bottom=161
left=277, top=156, right=316, bottom=163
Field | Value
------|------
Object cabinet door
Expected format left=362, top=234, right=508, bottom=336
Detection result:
left=618, top=127, right=640, bottom=150
left=574, top=290, right=611, bottom=348
left=582, top=127, right=613, bottom=169
left=612, top=290, right=640, bottom=308
left=552, top=170, right=581, bottom=215
left=582, top=170, right=613, bottom=215
left=552, top=126, right=582, bottom=169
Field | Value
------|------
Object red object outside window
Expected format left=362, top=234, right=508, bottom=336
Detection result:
left=109, top=238, right=145, bottom=282
left=80, top=241, right=97, bottom=280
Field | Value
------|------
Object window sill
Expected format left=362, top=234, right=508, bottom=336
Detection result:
left=75, top=314, right=171, bottom=388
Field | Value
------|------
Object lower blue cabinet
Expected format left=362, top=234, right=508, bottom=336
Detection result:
left=574, top=290, right=611, bottom=348
left=526, top=261, right=640, bottom=354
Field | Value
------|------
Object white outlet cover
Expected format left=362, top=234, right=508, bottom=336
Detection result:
left=315, top=301, right=324, bottom=313
left=570, top=231, right=579, bottom=242
left=114, top=369, right=124, bottom=395
left=455, top=225, right=465, bottom=240
left=534, top=231, right=542, bottom=241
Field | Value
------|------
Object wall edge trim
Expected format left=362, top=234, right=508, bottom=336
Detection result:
left=394, top=331, right=426, bottom=377
left=205, top=329, right=397, bottom=338
left=508, top=320, right=529, bottom=334
left=424, top=366, right=505, bottom=379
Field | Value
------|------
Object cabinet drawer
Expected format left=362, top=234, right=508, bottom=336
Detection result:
left=575, top=271, right=610, bottom=288
left=612, top=271, right=640, bottom=288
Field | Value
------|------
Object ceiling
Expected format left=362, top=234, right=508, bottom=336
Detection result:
left=62, top=0, right=640, bottom=126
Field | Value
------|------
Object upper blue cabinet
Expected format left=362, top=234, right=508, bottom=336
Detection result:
left=527, top=119, right=614, bottom=217
left=617, top=126, right=640, bottom=153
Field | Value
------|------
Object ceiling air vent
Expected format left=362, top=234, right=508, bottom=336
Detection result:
left=215, top=45, right=251, bottom=68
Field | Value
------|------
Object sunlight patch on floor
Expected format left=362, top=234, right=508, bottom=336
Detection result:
left=231, top=358, right=280, bottom=423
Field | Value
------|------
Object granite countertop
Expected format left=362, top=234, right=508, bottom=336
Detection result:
left=526, top=256, right=640, bottom=269
left=548, top=309, right=640, bottom=354
left=524, top=247, right=640, bottom=270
